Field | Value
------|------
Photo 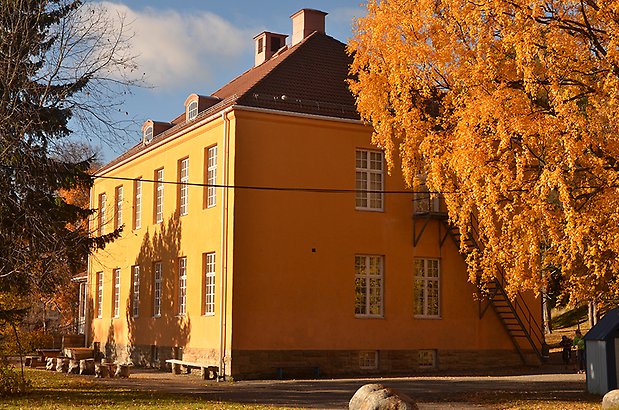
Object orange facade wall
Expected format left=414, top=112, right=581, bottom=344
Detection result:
left=229, top=110, right=518, bottom=352
left=88, top=107, right=542, bottom=375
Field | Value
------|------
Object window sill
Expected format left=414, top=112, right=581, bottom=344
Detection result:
left=203, top=312, right=215, bottom=317
left=355, top=314, right=384, bottom=319
left=414, top=315, right=442, bottom=320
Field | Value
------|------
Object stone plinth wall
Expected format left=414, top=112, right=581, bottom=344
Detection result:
left=231, top=349, right=525, bottom=380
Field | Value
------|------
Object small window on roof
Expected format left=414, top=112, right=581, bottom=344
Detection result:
left=143, top=125, right=153, bottom=144
left=187, top=100, right=198, bottom=121
left=257, top=38, right=264, bottom=54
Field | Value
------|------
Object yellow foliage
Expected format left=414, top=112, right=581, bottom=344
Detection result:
left=349, top=0, right=619, bottom=302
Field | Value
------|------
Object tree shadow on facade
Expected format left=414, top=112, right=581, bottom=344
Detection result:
left=123, top=213, right=191, bottom=368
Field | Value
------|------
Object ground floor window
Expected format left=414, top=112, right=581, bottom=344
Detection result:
left=355, top=255, right=383, bottom=317
left=204, top=253, right=216, bottom=315
left=153, top=262, right=162, bottom=317
left=414, top=258, right=440, bottom=318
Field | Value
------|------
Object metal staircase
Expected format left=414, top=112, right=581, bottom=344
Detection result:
left=413, top=195, right=544, bottom=364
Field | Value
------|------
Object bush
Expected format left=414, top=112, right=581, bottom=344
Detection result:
left=0, top=363, right=30, bottom=396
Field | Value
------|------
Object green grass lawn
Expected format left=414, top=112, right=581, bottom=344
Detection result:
left=0, top=369, right=291, bottom=409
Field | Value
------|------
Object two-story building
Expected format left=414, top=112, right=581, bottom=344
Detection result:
left=87, top=8, right=543, bottom=380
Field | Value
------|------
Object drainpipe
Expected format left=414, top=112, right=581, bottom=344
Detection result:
left=84, top=185, right=93, bottom=348
left=218, top=108, right=232, bottom=380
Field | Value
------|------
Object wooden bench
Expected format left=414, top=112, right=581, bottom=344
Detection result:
left=165, top=359, right=218, bottom=380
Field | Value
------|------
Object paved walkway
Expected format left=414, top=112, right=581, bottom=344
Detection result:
left=93, top=368, right=588, bottom=409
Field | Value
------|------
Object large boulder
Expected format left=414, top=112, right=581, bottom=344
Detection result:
left=603, top=389, right=619, bottom=409
left=350, top=383, right=418, bottom=410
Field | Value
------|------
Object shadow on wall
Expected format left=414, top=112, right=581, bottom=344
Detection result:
left=122, top=213, right=191, bottom=367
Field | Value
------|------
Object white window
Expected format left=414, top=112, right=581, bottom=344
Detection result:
left=134, top=179, right=142, bottom=230
left=187, top=100, right=198, bottom=121
left=359, top=351, right=378, bottom=369
left=115, top=186, right=123, bottom=229
left=153, top=262, right=162, bottom=317
left=144, top=125, right=153, bottom=144
left=178, top=257, right=187, bottom=316
left=418, top=350, right=437, bottom=368
left=96, top=271, right=104, bottom=318
left=132, top=265, right=140, bottom=318
left=355, top=255, right=383, bottom=317
left=113, top=268, right=120, bottom=318
left=179, top=158, right=189, bottom=216
left=356, top=149, right=384, bottom=211
left=98, top=193, right=106, bottom=235
left=155, top=169, right=164, bottom=223
left=415, top=258, right=440, bottom=318
left=207, top=146, right=217, bottom=208
left=204, top=252, right=216, bottom=315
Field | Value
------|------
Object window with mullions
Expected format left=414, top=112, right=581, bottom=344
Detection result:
left=115, top=186, right=123, bottom=229
left=96, top=271, right=104, bottom=318
left=355, top=255, right=383, bottom=317
left=132, top=265, right=140, bottom=318
left=112, top=268, right=120, bottom=318
left=187, top=100, right=198, bottom=121
left=134, top=179, right=142, bottom=230
left=153, top=262, right=162, bottom=317
left=178, top=257, right=187, bottom=316
left=204, top=252, right=216, bottom=315
left=155, top=169, right=164, bottom=223
left=206, top=146, right=217, bottom=208
left=414, top=258, right=441, bottom=318
left=355, top=149, right=384, bottom=211
left=179, top=158, right=189, bottom=216
left=98, top=193, right=106, bottom=235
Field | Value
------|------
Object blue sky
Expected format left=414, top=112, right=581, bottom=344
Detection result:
left=91, top=1, right=367, bottom=162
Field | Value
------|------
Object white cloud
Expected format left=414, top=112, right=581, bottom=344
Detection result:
left=96, top=2, right=257, bottom=89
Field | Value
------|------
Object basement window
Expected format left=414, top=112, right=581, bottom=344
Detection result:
left=418, top=350, right=437, bottom=369
left=359, top=351, right=378, bottom=370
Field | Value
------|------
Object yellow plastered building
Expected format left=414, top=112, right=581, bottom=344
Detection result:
left=86, top=9, right=544, bottom=380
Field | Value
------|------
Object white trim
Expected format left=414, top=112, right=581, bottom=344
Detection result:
left=354, top=255, right=384, bottom=318
left=414, top=258, right=441, bottom=319
left=178, top=257, right=187, bottom=316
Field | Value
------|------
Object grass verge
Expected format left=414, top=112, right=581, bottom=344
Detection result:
left=0, top=369, right=292, bottom=409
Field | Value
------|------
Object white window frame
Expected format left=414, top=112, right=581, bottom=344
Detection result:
left=179, top=158, right=189, bottom=216
left=155, top=169, right=164, bottom=223
left=414, top=183, right=440, bottom=214
left=115, top=186, right=123, bottom=229
left=207, top=146, right=217, bottom=208
left=134, top=179, right=142, bottom=230
left=113, top=268, right=121, bottom=318
left=132, top=265, right=140, bottom=318
left=204, top=252, right=216, bottom=315
left=144, top=125, right=153, bottom=144
left=355, top=255, right=384, bottom=317
left=98, top=193, right=106, bottom=235
left=359, top=351, right=379, bottom=369
left=414, top=258, right=441, bottom=318
left=418, top=349, right=437, bottom=369
left=96, top=271, right=104, bottom=319
left=187, top=100, right=198, bottom=121
left=355, top=149, right=384, bottom=211
left=153, top=262, right=162, bottom=317
left=178, top=257, right=187, bottom=316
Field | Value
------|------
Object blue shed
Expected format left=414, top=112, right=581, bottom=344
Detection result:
left=584, top=308, right=619, bottom=395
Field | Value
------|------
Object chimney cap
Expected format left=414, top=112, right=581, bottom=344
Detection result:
left=290, top=8, right=328, bottom=19
left=253, top=31, right=288, bottom=40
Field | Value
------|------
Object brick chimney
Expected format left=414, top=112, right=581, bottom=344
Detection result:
left=254, top=32, right=288, bottom=66
left=291, top=9, right=327, bottom=46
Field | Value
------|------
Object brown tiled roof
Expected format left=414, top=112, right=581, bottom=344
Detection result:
left=98, top=32, right=358, bottom=173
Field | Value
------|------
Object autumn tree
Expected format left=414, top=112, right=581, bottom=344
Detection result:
left=0, top=0, right=136, bottom=364
left=349, top=0, right=619, bottom=306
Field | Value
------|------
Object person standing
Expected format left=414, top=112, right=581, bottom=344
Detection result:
left=573, top=329, right=585, bottom=373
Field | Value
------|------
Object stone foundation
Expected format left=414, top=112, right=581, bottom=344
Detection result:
left=231, top=349, right=526, bottom=380
left=98, top=343, right=528, bottom=380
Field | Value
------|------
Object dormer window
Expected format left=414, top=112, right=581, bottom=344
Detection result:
left=187, top=100, right=198, bottom=121
left=143, top=125, right=153, bottom=144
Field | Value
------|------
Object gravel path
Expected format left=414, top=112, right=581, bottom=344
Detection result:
left=92, top=368, right=588, bottom=409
